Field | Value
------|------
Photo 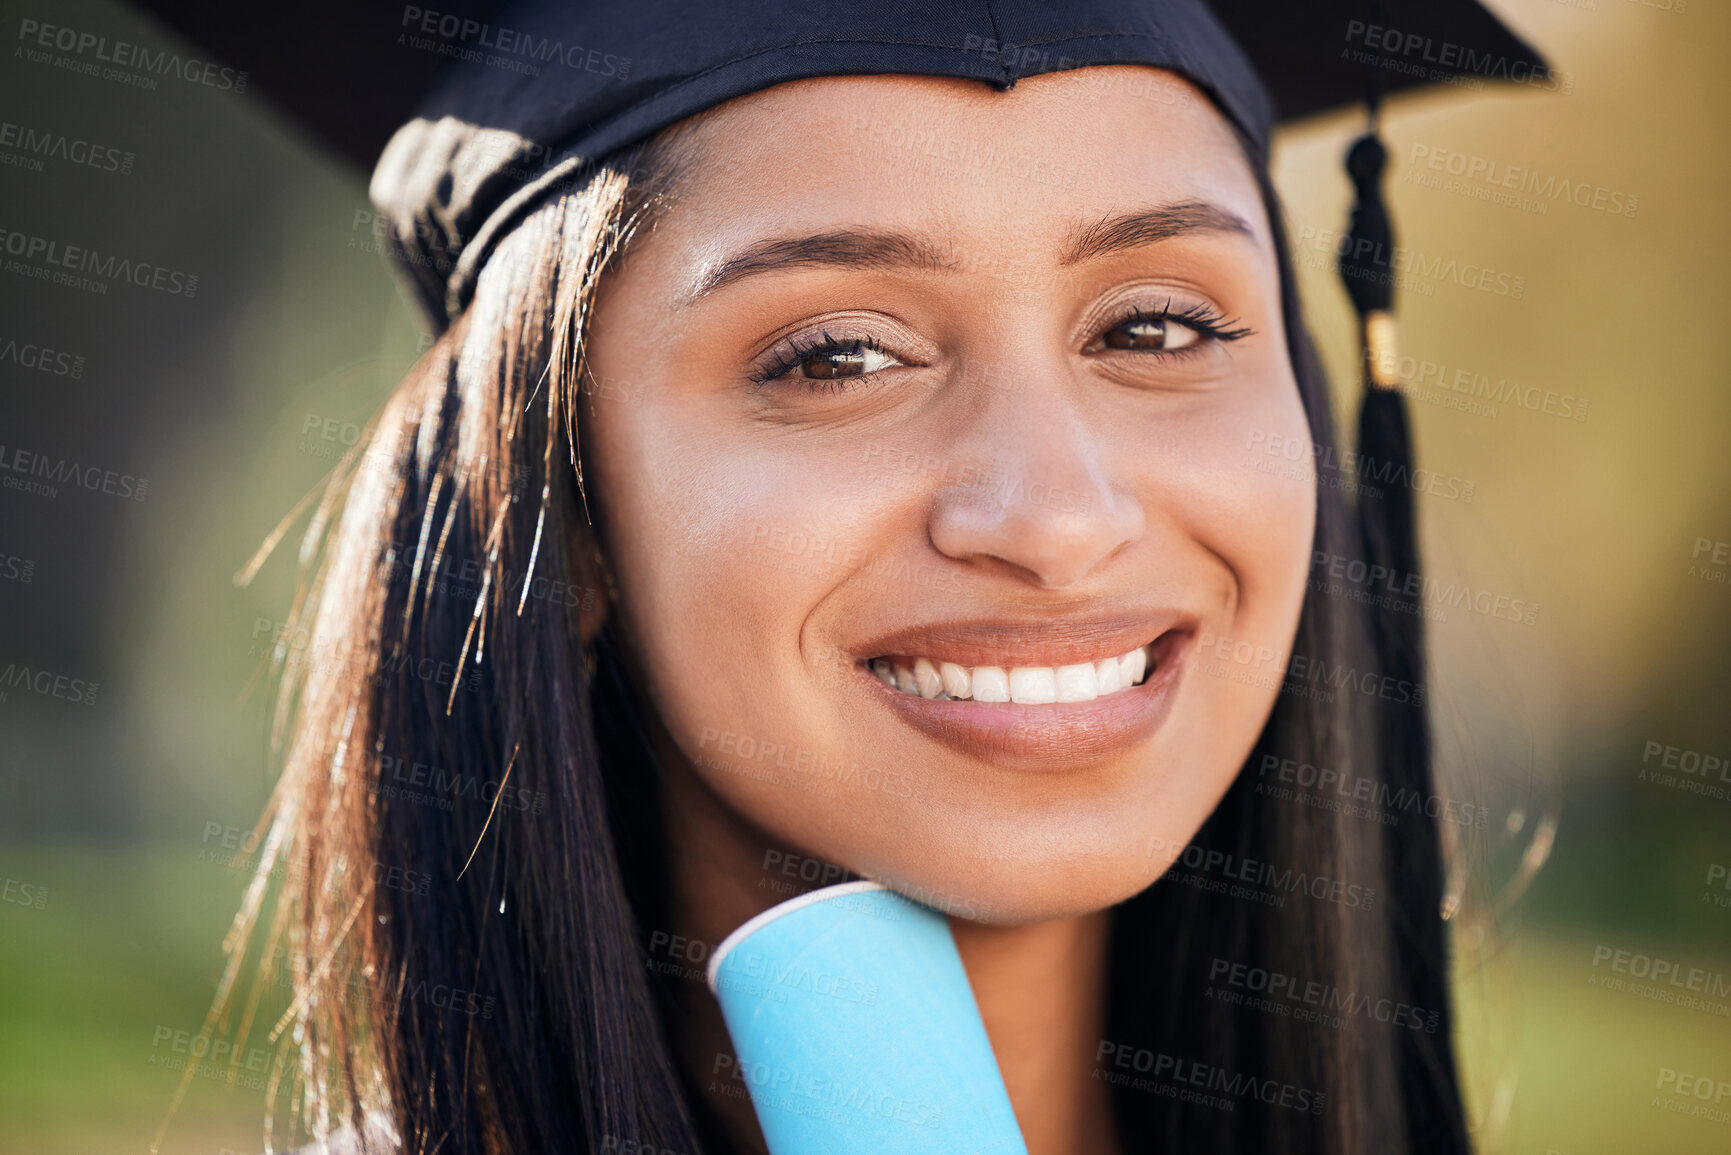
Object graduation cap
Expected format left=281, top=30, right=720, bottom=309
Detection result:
left=135, top=0, right=1549, bottom=329
left=132, top=1, right=1546, bottom=1148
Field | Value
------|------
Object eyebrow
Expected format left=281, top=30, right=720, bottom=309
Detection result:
left=684, top=230, right=956, bottom=304
left=1061, top=201, right=1255, bottom=265
left=680, top=200, right=1254, bottom=305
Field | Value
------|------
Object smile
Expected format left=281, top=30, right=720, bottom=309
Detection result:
left=866, top=643, right=1152, bottom=704
left=856, top=626, right=1193, bottom=770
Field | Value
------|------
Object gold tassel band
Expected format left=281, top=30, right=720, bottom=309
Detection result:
left=1365, top=309, right=1400, bottom=390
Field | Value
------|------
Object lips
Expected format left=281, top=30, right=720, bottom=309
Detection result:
left=855, top=612, right=1178, bottom=671
left=854, top=617, right=1195, bottom=771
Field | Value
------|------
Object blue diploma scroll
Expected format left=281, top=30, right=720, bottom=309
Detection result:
left=705, top=880, right=1029, bottom=1154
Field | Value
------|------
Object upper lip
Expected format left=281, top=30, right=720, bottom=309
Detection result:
left=856, top=610, right=1194, bottom=670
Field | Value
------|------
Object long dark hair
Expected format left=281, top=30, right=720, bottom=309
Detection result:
left=220, top=113, right=1466, bottom=1155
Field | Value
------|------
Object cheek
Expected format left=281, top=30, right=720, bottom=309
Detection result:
left=584, top=387, right=922, bottom=838
left=1153, top=369, right=1315, bottom=799
left=1203, top=379, right=1317, bottom=625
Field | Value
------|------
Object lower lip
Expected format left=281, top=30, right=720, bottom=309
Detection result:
left=860, top=630, right=1193, bottom=771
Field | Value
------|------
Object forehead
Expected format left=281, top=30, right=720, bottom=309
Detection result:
left=651, top=66, right=1268, bottom=259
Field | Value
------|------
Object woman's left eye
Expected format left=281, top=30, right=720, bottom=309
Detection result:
left=1100, top=315, right=1203, bottom=353
left=1086, top=304, right=1251, bottom=358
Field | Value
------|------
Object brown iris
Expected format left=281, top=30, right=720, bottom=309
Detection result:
left=801, top=345, right=868, bottom=379
left=1104, top=317, right=1171, bottom=350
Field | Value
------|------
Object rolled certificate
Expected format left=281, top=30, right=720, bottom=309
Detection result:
left=705, top=879, right=1028, bottom=1154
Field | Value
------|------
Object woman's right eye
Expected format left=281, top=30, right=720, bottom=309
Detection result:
left=796, top=341, right=900, bottom=380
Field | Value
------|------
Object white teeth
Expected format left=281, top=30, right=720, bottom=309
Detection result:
left=1009, top=667, right=1057, bottom=704
left=912, top=657, right=943, bottom=699
left=1119, top=646, right=1146, bottom=687
left=1094, top=656, right=1120, bottom=695
left=1054, top=663, right=1098, bottom=703
left=872, top=643, right=1155, bottom=703
left=894, top=664, right=918, bottom=695
left=971, top=666, right=1010, bottom=703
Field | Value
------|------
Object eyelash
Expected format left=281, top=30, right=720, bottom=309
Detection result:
left=749, top=301, right=1254, bottom=393
left=1103, top=299, right=1255, bottom=348
left=748, top=332, right=894, bottom=392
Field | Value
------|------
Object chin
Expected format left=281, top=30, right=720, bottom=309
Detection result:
left=863, top=836, right=1167, bottom=928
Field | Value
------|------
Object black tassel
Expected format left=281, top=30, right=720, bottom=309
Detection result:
left=1338, top=125, right=1468, bottom=1153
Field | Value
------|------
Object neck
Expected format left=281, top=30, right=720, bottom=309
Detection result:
left=656, top=739, right=1121, bottom=1155
left=950, top=910, right=1121, bottom=1155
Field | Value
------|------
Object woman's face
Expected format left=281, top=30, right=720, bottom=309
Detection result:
left=582, top=66, right=1314, bottom=925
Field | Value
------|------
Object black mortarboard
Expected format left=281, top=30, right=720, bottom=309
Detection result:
left=136, top=0, right=1548, bottom=332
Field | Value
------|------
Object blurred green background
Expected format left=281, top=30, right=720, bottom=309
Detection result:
left=1, top=0, right=1726, bottom=1152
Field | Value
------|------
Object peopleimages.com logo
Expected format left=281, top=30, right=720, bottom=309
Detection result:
left=0, top=663, right=99, bottom=706
left=397, top=6, right=631, bottom=79
left=1340, top=20, right=1573, bottom=94
left=0, top=333, right=84, bottom=377
left=0, top=118, right=134, bottom=175
left=0, top=228, right=197, bottom=297
left=15, top=18, right=248, bottom=92
left=0, top=444, right=148, bottom=501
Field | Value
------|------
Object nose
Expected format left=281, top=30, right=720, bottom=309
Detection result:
left=926, top=367, right=1145, bottom=590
